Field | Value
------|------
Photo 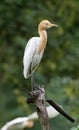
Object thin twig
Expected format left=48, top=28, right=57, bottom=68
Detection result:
left=47, top=99, right=75, bottom=123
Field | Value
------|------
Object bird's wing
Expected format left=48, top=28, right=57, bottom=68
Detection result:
left=28, top=106, right=59, bottom=120
left=1, top=106, right=59, bottom=130
left=1, top=117, right=28, bottom=130
left=23, top=37, right=40, bottom=78
left=46, top=106, right=59, bottom=118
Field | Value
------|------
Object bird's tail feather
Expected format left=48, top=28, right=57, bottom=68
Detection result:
left=23, top=68, right=30, bottom=79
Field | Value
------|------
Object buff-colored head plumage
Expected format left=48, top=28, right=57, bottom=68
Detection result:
left=38, top=20, right=58, bottom=30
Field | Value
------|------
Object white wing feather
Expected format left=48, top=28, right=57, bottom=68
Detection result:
left=23, top=37, right=40, bottom=79
left=1, top=117, right=28, bottom=130
left=28, top=106, right=59, bottom=120
left=1, top=106, right=59, bottom=130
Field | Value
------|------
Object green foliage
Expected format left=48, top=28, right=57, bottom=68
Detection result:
left=0, top=0, right=79, bottom=130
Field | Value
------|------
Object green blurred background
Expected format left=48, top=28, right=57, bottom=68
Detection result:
left=0, top=0, right=79, bottom=129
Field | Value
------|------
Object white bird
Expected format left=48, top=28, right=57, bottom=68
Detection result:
left=23, top=20, right=58, bottom=89
left=1, top=106, right=59, bottom=130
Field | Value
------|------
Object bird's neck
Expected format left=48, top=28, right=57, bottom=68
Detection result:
left=38, top=28, right=47, bottom=54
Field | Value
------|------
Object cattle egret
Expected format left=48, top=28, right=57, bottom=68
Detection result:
left=23, top=20, right=58, bottom=89
left=1, top=106, right=59, bottom=130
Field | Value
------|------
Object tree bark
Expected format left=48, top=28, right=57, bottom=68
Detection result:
left=27, top=85, right=51, bottom=130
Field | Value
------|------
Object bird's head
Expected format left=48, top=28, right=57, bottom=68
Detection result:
left=38, top=20, right=58, bottom=30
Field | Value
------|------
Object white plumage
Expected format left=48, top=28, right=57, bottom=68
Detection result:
left=28, top=105, right=59, bottom=120
left=23, top=37, right=44, bottom=79
left=23, top=20, right=58, bottom=79
left=1, top=106, right=59, bottom=130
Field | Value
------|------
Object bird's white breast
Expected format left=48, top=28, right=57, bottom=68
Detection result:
left=23, top=37, right=44, bottom=78
left=31, top=50, right=43, bottom=70
left=31, top=37, right=44, bottom=70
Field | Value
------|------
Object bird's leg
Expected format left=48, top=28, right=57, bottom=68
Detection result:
left=31, top=73, right=35, bottom=92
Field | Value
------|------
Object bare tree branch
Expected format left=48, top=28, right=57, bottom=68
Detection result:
left=31, top=85, right=51, bottom=130
left=1, top=105, right=59, bottom=130
left=47, top=99, right=75, bottom=123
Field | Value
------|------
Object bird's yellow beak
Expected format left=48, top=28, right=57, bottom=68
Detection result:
left=50, top=23, right=58, bottom=27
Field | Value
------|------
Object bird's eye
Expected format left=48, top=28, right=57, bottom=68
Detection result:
left=45, top=23, right=48, bottom=25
